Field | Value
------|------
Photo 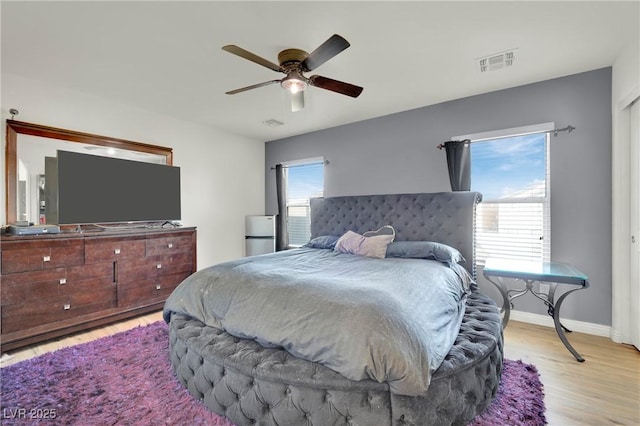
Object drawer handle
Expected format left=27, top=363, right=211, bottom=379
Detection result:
left=59, top=278, right=67, bottom=285
left=43, top=255, right=51, bottom=262
left=167, top=243, right=173, bottom=248
left=63, top=304, right=71, bottom=310
left=156, top=264, right=162, bottom=269
left=155, top=284, right=161, bottom=290
left=114, top=248, right=121, bottom=255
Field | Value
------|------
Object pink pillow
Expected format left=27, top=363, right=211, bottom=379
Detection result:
left=334, top=230, right=394, bottom=259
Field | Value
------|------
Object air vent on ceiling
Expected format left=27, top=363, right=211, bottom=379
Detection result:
left=477, top=49, right=517, bottom=73
left=263, top=119, right=284, bottom=127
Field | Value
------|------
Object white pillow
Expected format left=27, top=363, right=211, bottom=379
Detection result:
left=334, top=230, right=395, bottom=259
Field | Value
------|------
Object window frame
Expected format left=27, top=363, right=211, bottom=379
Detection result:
left=281, top=157, right=325, bottom=248
left=453, top=123, right=553, bottom=265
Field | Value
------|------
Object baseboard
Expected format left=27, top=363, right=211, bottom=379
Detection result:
left=510, top=310, right=611, bottom=338
left=609, top=328, right=623, bottom=343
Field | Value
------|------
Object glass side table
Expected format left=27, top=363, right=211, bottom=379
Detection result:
left=483, top=258, right=589, bottom=362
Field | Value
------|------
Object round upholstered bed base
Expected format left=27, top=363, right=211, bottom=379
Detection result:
left=168, top=291, right=503, bottom=426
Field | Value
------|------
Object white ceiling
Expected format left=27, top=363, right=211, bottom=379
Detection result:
left=2, top=1, right=638, bottom=142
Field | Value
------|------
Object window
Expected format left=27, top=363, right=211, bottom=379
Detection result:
left=284, top=160, right=324, bottom=246
left=461, top=124, right=551, bottom=263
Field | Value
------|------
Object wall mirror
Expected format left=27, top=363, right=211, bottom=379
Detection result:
left=5, top=120, right=173, bottom=225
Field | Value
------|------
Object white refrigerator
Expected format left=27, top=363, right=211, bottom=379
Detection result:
left=245, top=215, right=276, bottom=256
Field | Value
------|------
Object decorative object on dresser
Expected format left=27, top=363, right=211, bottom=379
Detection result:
left=0, top=227, right=196, bottom=353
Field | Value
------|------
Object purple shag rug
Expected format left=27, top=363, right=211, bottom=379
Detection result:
left=0, top=322, right=546, bottom=425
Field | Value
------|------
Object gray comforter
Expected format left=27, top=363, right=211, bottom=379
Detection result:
left=163, top=248, right=470, bottom=396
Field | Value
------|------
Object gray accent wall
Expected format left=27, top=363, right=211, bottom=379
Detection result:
left=265, top=67, right=612, bottom=326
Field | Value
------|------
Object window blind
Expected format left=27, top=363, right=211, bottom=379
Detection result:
left=471, top=133, right=550, bottom=263
left=285, top=161, right=324, bottom=246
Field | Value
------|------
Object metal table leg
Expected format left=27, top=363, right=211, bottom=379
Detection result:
left=547, top=283, right=572, bottom=333
left=553, top=286, right=587, bottom=362
left=484, top=275, right=511, bottom=326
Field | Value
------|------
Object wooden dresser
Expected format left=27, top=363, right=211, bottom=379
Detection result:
left=0, top=227, right=196, bottom=352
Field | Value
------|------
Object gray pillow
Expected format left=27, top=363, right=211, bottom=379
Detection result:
left=303, top=235, right=340, bottom=249
left=386, top=241, right=465, bottom=266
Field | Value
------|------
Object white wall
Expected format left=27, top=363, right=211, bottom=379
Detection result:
left=1, top=73, right=265, bottom=269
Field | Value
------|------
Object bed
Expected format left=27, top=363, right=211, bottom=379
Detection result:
left=164, top=192, right=503, bottom=426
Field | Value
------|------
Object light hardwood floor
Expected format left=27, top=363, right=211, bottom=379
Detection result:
left=1, top=314, right=638, bottom=426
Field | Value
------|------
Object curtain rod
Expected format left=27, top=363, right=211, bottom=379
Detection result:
left=270, top=159, right=329, bottom=170
left=436, top=125, right=576, bottom=149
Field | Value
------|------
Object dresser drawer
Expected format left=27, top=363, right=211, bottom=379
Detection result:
left=1, top=263, right=114, bottom=306
left=1, top=282, right=116, bottom=334
left=118, top=272, right=189, bottom=307
left=146, top=234, right=194, bottom=256
left=117, top=252, right=193, bottom=283
left=117, top=259, right=159, bottom=283
left=1, top=268, right=66, bottom=305
left=1, top=240, right=84, bottom=274
left=85, top=238, right=146, bottom=264
left=149, top=252, right=194, bottom=277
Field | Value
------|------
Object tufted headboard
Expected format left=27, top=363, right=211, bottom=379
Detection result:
left=310, top=192, right=483, bottom=278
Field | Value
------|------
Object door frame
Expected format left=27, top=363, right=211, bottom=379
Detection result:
left=611, top=86, right=640, bottom=347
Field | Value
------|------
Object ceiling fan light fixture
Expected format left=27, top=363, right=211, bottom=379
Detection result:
left=281, top=77, right=308, bottom=94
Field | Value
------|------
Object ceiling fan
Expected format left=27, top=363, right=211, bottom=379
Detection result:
left=222, top=34, right=363, bottom=112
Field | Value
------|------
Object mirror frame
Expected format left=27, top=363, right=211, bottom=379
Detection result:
left=5, top=120, right=173, bottom=224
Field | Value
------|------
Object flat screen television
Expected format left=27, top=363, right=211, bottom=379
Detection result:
left=46, top=150, right=181, bottom=225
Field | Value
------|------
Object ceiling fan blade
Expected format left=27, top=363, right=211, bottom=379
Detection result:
left=291, top=91, right=305, bottom=112
left=225, top=80, right=281, bottom=95
left=222, top=45, right=282, bottom=73
left=300, top=34, right=350, bottom=72
left=308, top=75, right=363, bottom=98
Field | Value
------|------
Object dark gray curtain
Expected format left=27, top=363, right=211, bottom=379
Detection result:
left=444, top=139, right=471, bottom=191
left=275, top=164, right=289, bottom=251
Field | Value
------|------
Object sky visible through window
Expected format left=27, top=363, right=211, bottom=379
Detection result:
left=287, top=162, right=324, bottom=203
left=471, top=133, right=546, bottom=200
